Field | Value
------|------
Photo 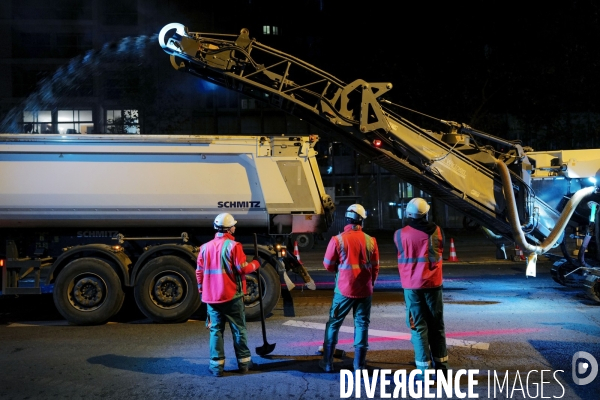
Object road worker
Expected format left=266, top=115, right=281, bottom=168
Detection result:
left=320, top=204, right=380, bottom=372
left=393, top=197, right=448, bottom=377
left=196, top=213, right=261, bottom=377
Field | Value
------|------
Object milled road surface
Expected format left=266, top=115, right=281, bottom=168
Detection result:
left=1, top=232, right=599, bottom=399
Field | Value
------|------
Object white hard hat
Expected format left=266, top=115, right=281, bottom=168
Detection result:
left=345, top=204, right=367, bottom=221
left=214, top=213, right=237, bottom=231
left=406, top=198, right=430, bottom=219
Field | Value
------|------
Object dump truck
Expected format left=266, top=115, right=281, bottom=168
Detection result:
left=157, top=22, right=600, bottom=302
left=0, top=134, right=335, bottom=324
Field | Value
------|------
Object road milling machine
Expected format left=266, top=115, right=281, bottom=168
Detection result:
left=158, top=22, right=600, bottom=302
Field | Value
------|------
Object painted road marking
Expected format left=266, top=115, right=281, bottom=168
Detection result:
left=283, top=320, right=490, bottom=350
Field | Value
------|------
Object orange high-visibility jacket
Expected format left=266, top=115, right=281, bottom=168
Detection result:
left=323, top=224, right=380, bottom=298
left=196, top=232, right=259, bottom=304
left=394, top=225, right=443, bottom=289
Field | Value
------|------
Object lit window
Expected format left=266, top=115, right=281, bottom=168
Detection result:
left=22, top=110, right=52, bottom=133
left=57, top=109, right=94, bottom=134
left=263, top=26, right=279, bottom=35
left=106, top=109, right=140, bottom=134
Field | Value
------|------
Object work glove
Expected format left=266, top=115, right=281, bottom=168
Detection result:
left=253, top=256, right=263, bottom=266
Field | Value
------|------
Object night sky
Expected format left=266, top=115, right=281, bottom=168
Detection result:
left=311, top=1, right=600, bottom=120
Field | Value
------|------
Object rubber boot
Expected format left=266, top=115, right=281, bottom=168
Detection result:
left=319, top=344, right=335, bottom=372
left=432, top=358, right=448, bottom=380
left=239, top=360, right=254, bottom=374
left=353, top=347, right=368, bottom=371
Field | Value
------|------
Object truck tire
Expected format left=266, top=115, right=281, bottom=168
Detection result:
left=293, top=233, right=314, bottom=250
left=244, top=265, right=281, bottom=321
left=53, top=258, right=125, bottom=325
left=134, top=255, right=200, bottom=323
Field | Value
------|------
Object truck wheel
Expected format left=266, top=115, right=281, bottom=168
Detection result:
left=244, top=265, right=281, bottom=321
left=134, top=256, right=200, bottom=323
left=293, top=233, right=314, bottom=250
left=53, top=258, right=125, bottom=325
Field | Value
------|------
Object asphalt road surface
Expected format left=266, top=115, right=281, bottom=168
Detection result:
left=1, top=232, right=599, bottom=399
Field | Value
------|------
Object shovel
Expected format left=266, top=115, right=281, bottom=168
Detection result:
left=254, top=233, right=276, bottom=356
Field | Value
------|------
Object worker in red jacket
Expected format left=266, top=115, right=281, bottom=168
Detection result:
left=320, top=204, right=380, bottom=372
left=197, top=213, right=261, bottom=377
left=393, top=197, right=448, bottom=378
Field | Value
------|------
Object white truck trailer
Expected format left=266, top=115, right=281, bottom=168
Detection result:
left=0, top=134, right=335, bottom=324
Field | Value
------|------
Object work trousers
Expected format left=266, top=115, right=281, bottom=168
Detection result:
left=404, top=287, right=448, bottom=372
left=323, top=292, right=372, bottom=350
left=206, top=296, right=252, bottom=374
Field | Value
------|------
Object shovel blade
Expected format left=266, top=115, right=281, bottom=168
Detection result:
left=255, top=342, right=276, bottom=356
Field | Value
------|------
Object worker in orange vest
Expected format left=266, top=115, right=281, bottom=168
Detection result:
left=394, top=197, right=448, bottom=378
left=197, top=213, right=261, bottom=377
left=320, top=204, right=380, bottom=372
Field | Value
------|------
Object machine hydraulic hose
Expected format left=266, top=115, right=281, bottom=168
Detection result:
left=496, top=159, right=596, bottom=275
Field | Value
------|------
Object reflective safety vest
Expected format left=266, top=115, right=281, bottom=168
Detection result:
left=196, top=232, right=259, bottom=304
left=394, top=225, right=443, bottom=289
left=323, top=224, right=380, bottom=298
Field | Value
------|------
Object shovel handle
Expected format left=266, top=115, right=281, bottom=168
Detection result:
left=254, top=234, right=268, bottom=340
left=253, top=233, right=276, bottom=355
left=253, top=233, right=259, bottom=259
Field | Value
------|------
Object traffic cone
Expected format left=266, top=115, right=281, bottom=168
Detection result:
left=293, top=241, right=302, bottom=263
left=448, top=238, right=459, bottom=262
left=515, top=244, right=525, bottom=261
